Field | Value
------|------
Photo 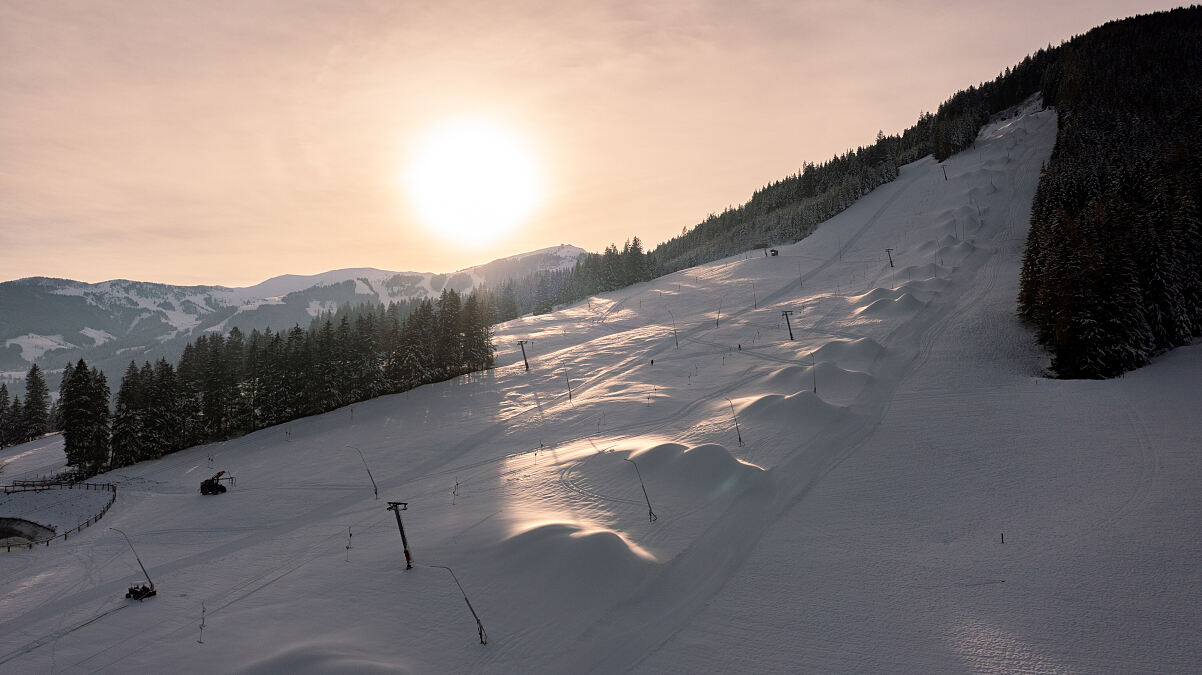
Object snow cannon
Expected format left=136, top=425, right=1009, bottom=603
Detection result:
left=126, top=583, right=157, bottom=601
left=200, top=470, right=236, bottom=495
left=111, top=528, right=158, bottom=601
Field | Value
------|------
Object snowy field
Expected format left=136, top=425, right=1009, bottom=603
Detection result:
left=2, top=101, right=1201, bottom=673
left=1, top=484, right=113, bottom=538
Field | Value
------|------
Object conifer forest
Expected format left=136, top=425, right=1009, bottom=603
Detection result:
left=5, top=288, right=496, bottom=477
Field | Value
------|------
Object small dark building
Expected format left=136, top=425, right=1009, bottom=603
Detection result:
left=769, top=249, right=779, bottom=256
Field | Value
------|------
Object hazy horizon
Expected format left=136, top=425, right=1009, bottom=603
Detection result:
left=1, top=0, right=1185, bottom=287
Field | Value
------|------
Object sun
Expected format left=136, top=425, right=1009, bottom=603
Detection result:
left=403, top=118, right=544, bottom=244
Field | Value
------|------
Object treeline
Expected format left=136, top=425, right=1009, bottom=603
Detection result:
left=0, top=364, right=53, bottom=450
left=57, top=288, right=496, bottom=477
left=927, top=48, right=1058, bottom=161
left=648, top=125, right=930, bottom=277
left=1019, top=7, right=1202, bottom=377
left=493, top=238, right=654, bottom=319
left=495, top=8, right=1202, bottom=379
left=490, top=41, right=1060, bottom=318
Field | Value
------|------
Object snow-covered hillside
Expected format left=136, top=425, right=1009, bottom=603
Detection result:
left=3, top=103, right=1201, bottom=673
left=0, top=244, right=584, bottom=387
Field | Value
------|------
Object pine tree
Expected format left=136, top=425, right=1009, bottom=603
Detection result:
left=225, top=327, right=251, bottom=434
left=111, top=361, right=146, bottom=469
left=88, top=369, right=111, bottom=474
left=381, top=313, right=406, bottom=393
left=201, top=333, right=229, bottom=438
left=625, top=236, right=649, bottom=284
left=22, top=364, right=50, bottom=442
left=7, top=396, right=23, bottom=448
left=460, top=292, right=496, bottom=372
left=436, top=289, right=463, bottom=377
left=284, top=324, right=313, bottom=417
left=148, top=358, right=181, bottom=458
left=352, top=311, right=383, bottom=402
left=176, top=342, right=206, bottom=449
left=399, top=301, right=436, bottom=389
left=61, top=359, right=111, bottom=476
left=496, top=283, right=519, bottom=323
left=0, top=383, right=10, bottom=447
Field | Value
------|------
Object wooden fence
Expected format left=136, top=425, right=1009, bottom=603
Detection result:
left=1, top=481, right=117, bottom=552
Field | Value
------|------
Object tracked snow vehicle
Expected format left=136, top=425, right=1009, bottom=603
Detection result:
left=200, top=470, right=236, bottom=495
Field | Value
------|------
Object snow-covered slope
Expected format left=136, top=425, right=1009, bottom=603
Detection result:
left=3, top=103, right=1201, bottom=672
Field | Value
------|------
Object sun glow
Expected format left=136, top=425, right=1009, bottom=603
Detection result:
left=403, top=118, right=544, bottom=244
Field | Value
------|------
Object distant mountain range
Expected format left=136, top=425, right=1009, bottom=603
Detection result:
left=0, top=244, right=584, bottom=387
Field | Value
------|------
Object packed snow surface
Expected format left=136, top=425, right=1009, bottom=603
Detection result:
left=3, top=103, right=1201, bottom=672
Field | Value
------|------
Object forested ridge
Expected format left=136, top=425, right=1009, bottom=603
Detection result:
left=494, top=42, right=1058, bottom=319
left=500, top=7, right=1201, bottom=379
left=1018, top=7, right=1202, bottom=377
left=16, top=288, right=497, bottom=478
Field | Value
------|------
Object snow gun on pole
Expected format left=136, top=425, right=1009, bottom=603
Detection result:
left=111, top=527, right=156, bottom=600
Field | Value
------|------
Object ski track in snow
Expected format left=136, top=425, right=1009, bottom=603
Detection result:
left=2, top=101, right=1202, bottom=673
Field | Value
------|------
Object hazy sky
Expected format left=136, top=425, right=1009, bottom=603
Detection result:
left=0, top=0, right=1185, bottom=287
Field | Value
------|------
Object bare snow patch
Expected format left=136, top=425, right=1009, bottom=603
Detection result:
left=78, top=327, right=115, bottom=346
left=4, top=334, right=78, bottom=361
left=307, top=300, right=337, bottom=317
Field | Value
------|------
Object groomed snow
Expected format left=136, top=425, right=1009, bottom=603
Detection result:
left=2, top=101, right=1200, bottom=672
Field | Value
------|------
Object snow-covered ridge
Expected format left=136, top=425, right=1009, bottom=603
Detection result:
left=29, top=245, right=586, bottom=313
left=0, top=245, right=586, bottom=376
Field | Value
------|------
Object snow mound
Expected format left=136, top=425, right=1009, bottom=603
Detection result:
left=898, top=273, right=948, bottom=292
left=764, top=363, right=872, bottom=406
left=811, top=337, right=884, bottom=372
left=496, top=523, right=654, bottom=598
left=937, top=239, right=977, bottom=266
left=855, top=292, right=924, bottom=317
left=739, top=391, right=843, bottom=427
left=630, top=442, right=763, bottom=492
left=243, top=643, right=412, bottom=674
left=851, top=287, right=899, bottom=306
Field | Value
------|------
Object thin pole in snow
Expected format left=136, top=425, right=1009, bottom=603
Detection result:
left=752, top=282, right=757, bottom=309
left=726, top=398, right=744, bottom=447
left=625, top=457, right=657, bottom=522
left=198, top=602, right=206, bottom=644
left=812, top=353, right=817, bottom=393
left=516, top=340, right=530, bottom=371
left=781, top=310, right=795, bottom=340
left=885, top=248, right=895, bottom=268
left=427, top=565, right=488, bottom=645
left=111, top=527, right=154, bottom=593
left=386, top=502, right=414, bottom=570
left=348, top=445, right=378, bottom=500
left=668, top=310, right=679, bottom=348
